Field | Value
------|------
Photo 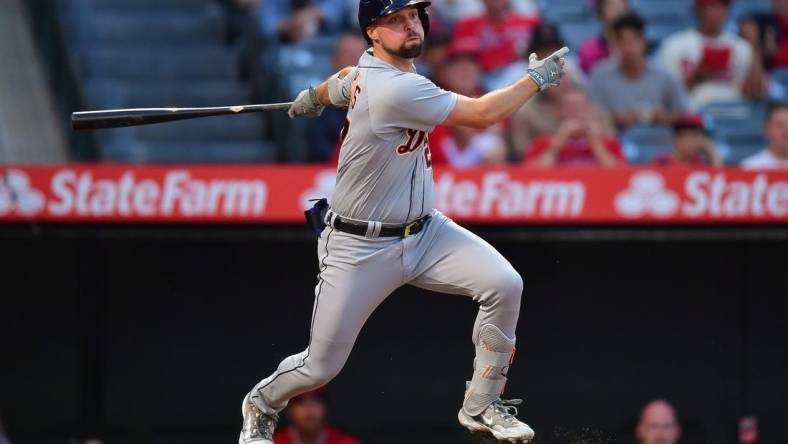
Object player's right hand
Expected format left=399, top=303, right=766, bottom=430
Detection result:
left=527, top=46, right=569, bottom=91
left=288, top=86, right=325, bottom=119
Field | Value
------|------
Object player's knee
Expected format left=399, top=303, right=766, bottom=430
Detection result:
left=306, top=357, right=344, bottom=386
left=494, top=267, right=523, bottom=309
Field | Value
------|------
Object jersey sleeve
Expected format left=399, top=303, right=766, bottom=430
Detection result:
left=369, top=72, right=458, bottom=137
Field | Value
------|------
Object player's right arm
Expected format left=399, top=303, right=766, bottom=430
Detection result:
left=443, top=47, right=569, bottom=130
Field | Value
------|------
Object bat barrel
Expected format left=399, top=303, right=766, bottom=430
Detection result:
left=71, top=103, right=294, bottom=131
left=71, top=108, right=227, bottom=130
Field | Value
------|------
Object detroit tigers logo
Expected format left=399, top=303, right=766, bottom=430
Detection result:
left=397, top=129, right=427, bottom=154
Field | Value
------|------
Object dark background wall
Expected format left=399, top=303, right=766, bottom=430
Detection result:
left=1, top=226, right=786, bottom=444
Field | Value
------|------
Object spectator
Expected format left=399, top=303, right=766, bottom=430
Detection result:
left=429, top=0, right=539, bottom=25
left=417, top=24, right=453, bottom=79
left=508, top=23, right=615, bottom=159
left=308, top=34, right=366, bottom=162
left=428, top=126, right=508, bottom=167
left=525, top=89, right=624, bottom=167
left=273, top=389, right=360, bottom=444
left=490, top=21, right=585, bottom=91
left=738, top=416, right=759, bottom=444
left=636, top=399, right=681, bottom=444
left=653, top=114, right=722, bottom=166
left=258, top=0, right=347, bottom=42
left=742, top=101, right=788, bottom=169
left=657, top=0, right=764, bottom=109
left=578, top=0, right=630, bottom=75
left=590, top=13, right=690, bottom=129
left=452, top=0, right=540, bottom=76
left=739, top=0, right=788, bottom=71
left=429, top=47, right=507, bottom=166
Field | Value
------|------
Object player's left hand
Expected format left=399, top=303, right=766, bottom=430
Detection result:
left=288, top=86, right=325, bottom=119
left=527, top=46, right=569, bottom=91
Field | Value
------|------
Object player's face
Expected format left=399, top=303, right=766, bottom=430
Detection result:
left=371, top=7, right=425, bottom=60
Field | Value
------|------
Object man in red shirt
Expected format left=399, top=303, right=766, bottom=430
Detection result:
left=273, top=390, right=360, bottom=444
left=452, top=0, right=540, bottom=74
left=525, top=90, right=624, bottom=167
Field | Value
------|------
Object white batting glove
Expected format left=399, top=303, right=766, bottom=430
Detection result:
left=327, top=67, right=359, bottom=107
left=527, top=46, right=569, bottom=91
left=288, top=86, right=325, bottom=119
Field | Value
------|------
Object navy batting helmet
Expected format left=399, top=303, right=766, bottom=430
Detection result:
left=358, top=0, right=431, bottom=44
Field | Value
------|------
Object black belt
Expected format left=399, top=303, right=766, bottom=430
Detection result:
left=331, top=213, right=432, bottom=238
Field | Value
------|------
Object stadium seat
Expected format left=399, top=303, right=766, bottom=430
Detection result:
left=78, top=46, right=239, bottom=82
left=730, top=0, right=772, bottom=22
left=559, top=20, right=602, bottom=51
left=714, top=129, right=767, bottom=165
left=272, top=37, right=337, bottom=96
left=701, top=101, right=767, bottom=131
left=84, top=80, right=251, bottom=109
left=621, top=124, right=674, bottom=164
left=538, top=0, right=592, bottom=23
left=769, top=68, right=788, bottom=100
left=58, top=0, right=274, bottom=163
left=102, top=138, right=278, bottom=163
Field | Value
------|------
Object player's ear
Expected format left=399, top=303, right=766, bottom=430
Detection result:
left=367, top=25, right=380, bottom=44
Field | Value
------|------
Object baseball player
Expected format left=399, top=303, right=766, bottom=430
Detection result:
left=240, top=1, right=567, bottom=442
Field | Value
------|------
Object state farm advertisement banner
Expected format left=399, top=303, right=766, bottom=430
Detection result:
left=1, top=165, right=787, bottom=224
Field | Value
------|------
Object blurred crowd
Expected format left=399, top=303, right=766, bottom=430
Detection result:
left=222, top=0, right=788, bottom=170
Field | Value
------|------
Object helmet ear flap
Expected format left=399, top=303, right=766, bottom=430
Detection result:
left=418, top=7, right=430, bottom=37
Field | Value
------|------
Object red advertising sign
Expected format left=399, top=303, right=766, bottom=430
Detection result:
left=1, top=165, right=787, bottom=224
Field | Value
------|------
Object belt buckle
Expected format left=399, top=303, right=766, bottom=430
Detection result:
left=403, top=220, right=419, bottom=238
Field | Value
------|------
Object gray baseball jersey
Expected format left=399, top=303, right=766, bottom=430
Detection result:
left=248, top=50, right=524, bottom=423
left=330, top=49, right=457, bottom=224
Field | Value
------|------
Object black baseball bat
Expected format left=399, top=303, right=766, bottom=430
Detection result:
left=71, top=102, right=294, bottom=131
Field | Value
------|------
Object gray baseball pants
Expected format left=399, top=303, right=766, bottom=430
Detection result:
left=252, top=211, right=523, bottom=412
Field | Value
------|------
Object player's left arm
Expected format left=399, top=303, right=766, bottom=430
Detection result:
left=288, top=66, right=358, bottom=119
left=443, top=47, right=569, bottom=129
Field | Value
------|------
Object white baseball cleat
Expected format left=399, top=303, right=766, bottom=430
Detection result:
left=458, top=398, right=535, bottom=443
left=238, top=392, right=278, bottom=444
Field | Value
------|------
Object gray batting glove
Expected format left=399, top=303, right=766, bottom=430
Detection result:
left=288, top=86, right=325, bottom=119
left=327, top=67, right=359, bottom=107
left=527, top=46, right=569, bottom=91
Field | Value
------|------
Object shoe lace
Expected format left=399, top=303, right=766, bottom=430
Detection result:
left=492, top=398, right=523, bottom=422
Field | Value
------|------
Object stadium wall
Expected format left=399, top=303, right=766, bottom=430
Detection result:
left=0, top=229, right=786, bottom=444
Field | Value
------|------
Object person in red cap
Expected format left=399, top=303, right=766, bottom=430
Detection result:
left=273, top=389, right=360, bottom=444
left=652, top=114, right=722, bottom=167
left=657, top=0, right=765, bottom=109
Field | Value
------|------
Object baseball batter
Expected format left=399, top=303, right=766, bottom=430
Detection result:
left=240, top=1, right=567, bottom=442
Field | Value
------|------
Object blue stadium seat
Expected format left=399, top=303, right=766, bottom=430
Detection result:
left=621, top=124, right=674, bottom=164
left=58, top=0, right=275, bottom=163
left=714, top=129, right=767, bottom=165
left=701, top=101, right=767, bottom=131
left=102, top=138, right=278, bottom=163
left=79, top=46, right=239, bottom=82
left=272, top=36, right=338, bottom=96
left=559, top=20, right=602, bottom=51
left=538, top=0, right=593, bottom=23
left=769, top=68, right=788, bottom=100
left=731, top=0, right=772, bottom=22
